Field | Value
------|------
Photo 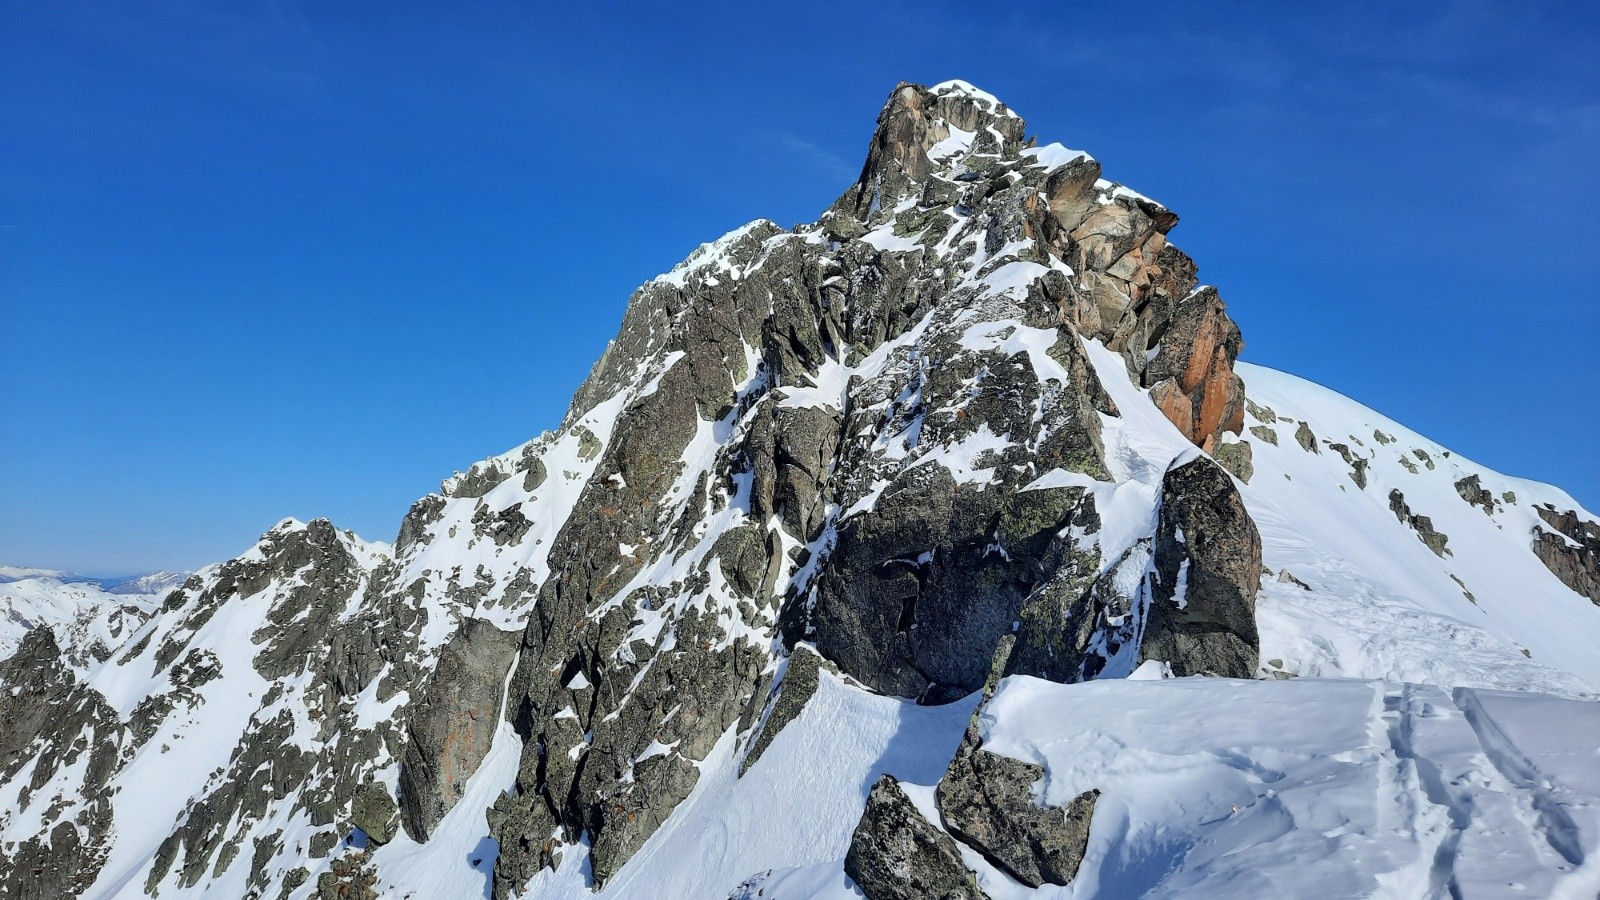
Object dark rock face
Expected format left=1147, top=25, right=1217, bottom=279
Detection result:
left=845, top=775, right=985, bottom=900
left=1004, top=518, right=1143, bottom=685
left=809, top=478, right=1102, bottom=700
left=1532, top=506, right=1600, bottom=604
left=740, top=643, right=828, bottom=775
left=1140, top=456, right=1263, bottom=678
left=398, top=617, right=520, bottom=841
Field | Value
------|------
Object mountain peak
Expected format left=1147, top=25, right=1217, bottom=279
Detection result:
left=832, top=80, right=1029, bottom=221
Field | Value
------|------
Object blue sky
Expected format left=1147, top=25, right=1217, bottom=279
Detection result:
left=3, top=1, right=1596, bottom=574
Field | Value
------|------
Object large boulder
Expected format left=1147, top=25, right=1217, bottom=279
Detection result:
left=845, top=775, right=986, bottom=900
left=1140, top=455, right=1262, bottom=678
left=937, top=636, right=1098, bottom=887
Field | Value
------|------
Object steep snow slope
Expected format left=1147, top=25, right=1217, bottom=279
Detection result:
left=1234, top=363, right=1600, bottom=698
left=368, top=665, right=978, bottom=899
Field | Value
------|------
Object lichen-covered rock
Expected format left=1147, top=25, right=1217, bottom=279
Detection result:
left=845, top=775, right=985, bottom=900
left=1248, top=424, right=1278, bottom=445
left=740, top=643, right=828, bottom=774
left=350, top=782, right=399, bottom=845
left=936, top=745, right=1097, bottom=888
left=937, top=638, right=1097, bottom=887
left=1531, top=505, right=1600, bottom=604
left=1455, top=474, right=1496, bottom=514
left=1327, top=442, right=1369, bottom=489
left=1140, top=456, right=1263, bottom=678
left=1214, top=439, right=1253, bottom=483
left=1294, top=421, right=1319, bottom=453
left=314, top=851, right=378, bottom=900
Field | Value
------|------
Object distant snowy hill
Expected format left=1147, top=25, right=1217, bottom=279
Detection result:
left=3, top=80, right=1597, bottom=900
left=0, top=566, right=190, bottom=666
left=101, top=571, right=191, bottom=597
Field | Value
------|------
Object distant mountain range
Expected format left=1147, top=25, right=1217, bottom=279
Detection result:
left=0, top=566, right=190, bottom=662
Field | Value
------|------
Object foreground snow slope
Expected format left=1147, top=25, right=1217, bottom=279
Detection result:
left=980, top=675, right=1600, bottom=900
left=753, top=675, right=1600, bottom=900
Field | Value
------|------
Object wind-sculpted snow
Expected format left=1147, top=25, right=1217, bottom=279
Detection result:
left=972, top=676, right=1600, bottom=899
left=3, top=78, right=1599, bottom=900
left=745, top=675, right=1600, bottom=900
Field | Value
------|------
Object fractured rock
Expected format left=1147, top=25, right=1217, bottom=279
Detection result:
left=1531, top=505, right=1600, bottom=604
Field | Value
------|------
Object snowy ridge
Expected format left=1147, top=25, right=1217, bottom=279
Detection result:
left=1234, top=363, right=1600, bottom=698
left=740, top=675, right=1600, bottom=899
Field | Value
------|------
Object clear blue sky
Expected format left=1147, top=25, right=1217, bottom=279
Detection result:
left=3, top=2, right=1596, bottom=574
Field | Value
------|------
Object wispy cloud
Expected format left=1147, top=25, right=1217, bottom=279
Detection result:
left=774, top=132, right=857, bottom=183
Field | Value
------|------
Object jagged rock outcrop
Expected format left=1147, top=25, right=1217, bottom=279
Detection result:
left=1455, top=474, right=1495, bottom=514
left=1388, top=488, right=1452, bottom=558
left=1140, top=455, right=1263, bottom=678
left=1532, top=505, right=1600, bottom=604
left=0, top=628, right=122, bottom=899
left=937, top=747, right=1097, bottom=889
left=481, top=79, right=1257, bottom=891
left=845, top=775, right=985, bottom=900
left=829, top=82, right=1244, bottom=454
left=935, top=636, right=1097, bottom=888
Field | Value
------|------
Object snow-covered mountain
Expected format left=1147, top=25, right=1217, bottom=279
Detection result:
left=0, top=567, right=190, bottom=668
left=3, top=80, right=1598, bottom=900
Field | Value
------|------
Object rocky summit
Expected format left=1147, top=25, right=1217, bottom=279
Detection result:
left=4, top=81, right=1600, bottom=900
